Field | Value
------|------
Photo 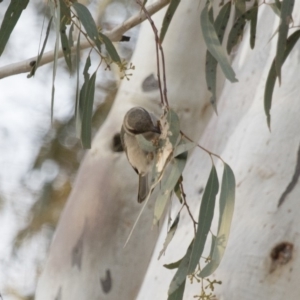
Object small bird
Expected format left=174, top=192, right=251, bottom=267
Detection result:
left=121, top=107, right=161, bottom=203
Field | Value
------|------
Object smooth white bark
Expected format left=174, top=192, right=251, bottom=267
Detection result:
left=138, top=5, right=300, bottom=300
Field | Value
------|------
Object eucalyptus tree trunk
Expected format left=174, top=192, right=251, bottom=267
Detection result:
left=35, top=0, right=215, bottom=299
left=138, top=5, right=300, bottom=300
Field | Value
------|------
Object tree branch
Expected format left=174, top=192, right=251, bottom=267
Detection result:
left=0, top=0, right=170, bottom=80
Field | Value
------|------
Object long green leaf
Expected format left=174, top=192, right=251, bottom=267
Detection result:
left=235, top=0, right=246, bottom=18
left=164, top=258, right=183, bottom=270
left=199, top=163, right=235, bottom=278
left=168, top=280, right=185, bottom=300
left=51, top=0, right=61, bottom=122
left=158, top=213, right=180, bottom=259
left=205, top=1, right=232, bottom=112
left=160, top=0, right=181, bottom=43
left=275, top=0, right=294, bottom=84
left=249, top=0, right=258, bottom=49
left=72, top=3, right=102, bottom=53
left=201, top=4, right=238, bottom=83
left=187, top=165, right=219, bottom=274
left=75, top=31, right=81, bottom=138
left=153, top=154, right=187, bottom=225
left=60, top=0, right=72, bottom=72
left=99, top=32, right=121, bottom=63
left=168, top=240, right=193, bottom=295
left=27, top=16, right=53, bottom=78
left=0, top=0, right=29, bottom=56
left=264, top=30, right=300, bottom=129
left=81, top=72, right=97, bottom=148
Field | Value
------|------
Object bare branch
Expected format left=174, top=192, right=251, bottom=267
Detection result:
left=0, top=0, right=170, bottom=80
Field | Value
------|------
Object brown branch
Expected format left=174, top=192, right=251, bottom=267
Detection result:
left=0, top=0, right=170, bottom=80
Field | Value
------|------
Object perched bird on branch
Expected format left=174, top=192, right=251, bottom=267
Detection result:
left=121, top=107, right=161, bottom=203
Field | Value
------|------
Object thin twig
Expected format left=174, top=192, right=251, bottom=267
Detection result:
left=0, top=0, right=170, bottom=80
left=179, top=182, right=197, bottom=235
left=181, top=131, right=225, bottom=163
left=137, top=0, right=169, bottom=107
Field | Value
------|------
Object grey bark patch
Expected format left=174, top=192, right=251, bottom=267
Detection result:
left=71, top=221, right=87, bottom=270
left=55, top=286, right=62, bottom=300
left=278, top=143, right=300, bottom=207
left=100, top=269, right=112, bottom=293
left=142, top=74, right=159, bottom=92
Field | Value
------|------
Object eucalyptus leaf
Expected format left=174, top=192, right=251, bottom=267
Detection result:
left=187, top=165, right=219, bottom=274
left=160, top=0, right=181, bottom=43
left=51, top=0, right=61, bottom=122
left=158, top=213, right=180, bottom=259
left=173, top=138, right=196, bottom=158
left=201, top=4, right=238, bottom=83
left=164, top=258, right=183, bottom=270
left=199, top=163, right=235, bottom=278
left=75, top=32, right=81, bottom=138
left=81, top=72, right=97, bottom=148
left=72, top=3, right=102, bottom=53
left=205, top=1, right=231, bottom=111
left=168, top=240, right=193, bottom=295
left=235, top=0, right=246, bottom=18
left=0, top=0, right=29, bottom=56
left=249, top=0, right=258, bottom=49
left=60, top=0, right=72, bottom=71
left=153, top=154, right=187, bottom=225
left=99, top=32, right=121, bottom=63
left=264, top=30, right=300, bottom=129
left=275, top=0, right=295, bottom=84
left=168, top=280, right=185, bottom=300
left=27, top=17, right=53, bottom=78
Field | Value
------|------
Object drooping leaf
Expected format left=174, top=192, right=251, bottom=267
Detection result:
left=167, top=109, right=181, bottom=147
left=158, top=213, right=180, bottom=259
left=269, top=3, right=281, bottom=17
left=201, top=4, right=238, bottom=83
left=168, top=240, right=193, bottom=295
left=187, top=165, right=219, bottom=274
left=168, top=280, right=185, bottom=300
left=0, top=0, right=29, bottom=56
left=77, top=55, right=91, bottom=138
left=205, top=1, right=231, bottom=111
left=72, top=3, right=102, bottom=53
left=199, top=163, right=235, bottom=278
left=160, top=0, right=181, bottom=43
left=68, top=22, right=74, bottom=47
left=81, top=72, right=97, bottom=148
left=275, top=0, right=294, bottom=84
left=27, top=16, right=53, bottom=78
left=235, top=0, right=246, bottom=18
left=164, top=258, right=183, bottom=270
left=51, top=0, right=61, bottom=122
left=199, top=234, right=217, bottom=278
left=264, top=30, right=300, bottom=130
left=60, top=0, right=72, bottom=72
left=154, top=153, right=187, bottom=225
left=174, top=176, right=183, bottom=204
left=173, top=136, right=196, bottom=158
left=99, top=32, right=121, bottom=63
left=75, top=31, right=81, bottom=138
left=249, top=0, right=258, bottom=49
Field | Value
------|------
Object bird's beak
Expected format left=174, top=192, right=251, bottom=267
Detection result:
left=151, top=123, right=161, bottom=134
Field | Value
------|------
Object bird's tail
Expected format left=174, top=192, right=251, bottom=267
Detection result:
left=138, top=174, right=149, bottom=203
